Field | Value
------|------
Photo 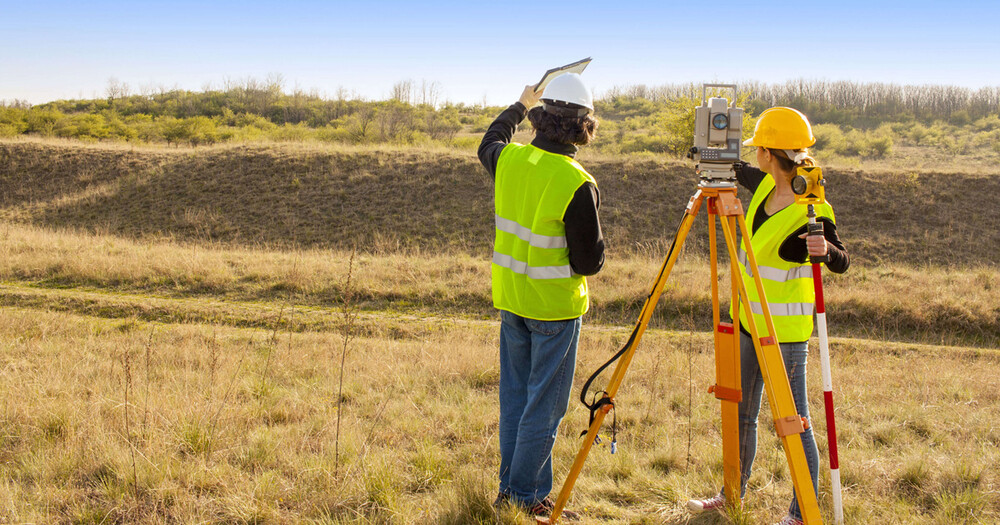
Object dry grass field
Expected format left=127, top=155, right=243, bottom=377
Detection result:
left=0, top=139, right=998, bottom=523
left=0, top=281, right=997, bottom=524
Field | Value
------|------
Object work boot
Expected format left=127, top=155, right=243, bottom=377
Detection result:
left=492, top=492, right=509, bottom=509
left=528, top=497, right=581, bottom=521
left=773, top=515, right=804, bottom=525
left=686, top=493, right=726, bottom=513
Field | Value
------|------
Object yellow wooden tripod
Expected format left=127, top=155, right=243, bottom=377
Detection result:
left=538, top=180, right=822, bottom=524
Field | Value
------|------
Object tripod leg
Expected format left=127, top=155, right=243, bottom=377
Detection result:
left=720, top=214, right=823, bottom=525
left=538, top=196, right=704, bottom=525
left=709, top=203, right=742, bottom=506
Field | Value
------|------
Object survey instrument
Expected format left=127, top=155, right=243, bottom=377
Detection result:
left=792, top=166, right=826, bottom=205
left=688, top=84, right=744, bottom=182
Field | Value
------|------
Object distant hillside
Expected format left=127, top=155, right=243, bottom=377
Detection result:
left=1, top=140, right=997, bottom=267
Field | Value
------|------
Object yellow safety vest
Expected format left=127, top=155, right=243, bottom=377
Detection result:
left=492, top=143, right=595, bottom=320
left=731, top=174, right=835, bottom=342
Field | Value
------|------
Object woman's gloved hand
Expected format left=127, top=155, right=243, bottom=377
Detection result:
left=732, top=160, right=749, bottom=178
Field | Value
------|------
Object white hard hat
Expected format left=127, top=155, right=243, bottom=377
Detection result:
left=541, top=73, right=593, bottom=114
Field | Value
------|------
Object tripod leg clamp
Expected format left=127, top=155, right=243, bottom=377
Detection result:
left=686, top=192, right=704, bottom=216
left=774, top=415, right=809, bottom=437
left=708, top=384, right=742, bottom=402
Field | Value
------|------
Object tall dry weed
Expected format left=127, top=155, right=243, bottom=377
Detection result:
left=121, top=342, right=138, bottom=496
left=334, top=247, right=358, bottom=478
left=205, top=338, right=251, bottom=460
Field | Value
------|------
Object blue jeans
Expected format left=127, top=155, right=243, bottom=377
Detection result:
left=732, top=330, right=819, bottom=520
left=497, top=310, right=581, bottom=506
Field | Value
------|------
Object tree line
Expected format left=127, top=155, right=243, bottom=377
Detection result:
left=1, top=78, right=997, bottom=158
left=602, top=80, right=1000, bottom=127
left=0, top=78, right=472, bottom=147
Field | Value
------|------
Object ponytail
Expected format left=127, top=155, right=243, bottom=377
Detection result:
left=768, top=148, right=816, bottom=173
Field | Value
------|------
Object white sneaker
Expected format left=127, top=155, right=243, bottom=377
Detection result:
left=774, top=515, right=804, bottom=525
left=686, top=493, right=725, bottom=513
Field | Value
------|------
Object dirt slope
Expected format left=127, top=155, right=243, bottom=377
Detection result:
left=2, top=140, right=996, bottom=266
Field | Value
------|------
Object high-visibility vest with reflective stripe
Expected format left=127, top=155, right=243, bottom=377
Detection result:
left=492, top=143, right=595, bottom=320
left=731, top=173, right=835, bottom=342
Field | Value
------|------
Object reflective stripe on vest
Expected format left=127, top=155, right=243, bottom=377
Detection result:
left=738, top=249, right=814, bottom=282
left=492, top=252, right=572, bottom=280
left=495, top=215, right=568, bottom=249
left=492, top=143, right=595, bottom=320
left=730, top=173, right=835, bottom=342
left=749, top=301, right=815, bottom=317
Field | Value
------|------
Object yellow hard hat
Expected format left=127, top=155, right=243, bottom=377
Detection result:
left=742, top=107, right=815, bottom=149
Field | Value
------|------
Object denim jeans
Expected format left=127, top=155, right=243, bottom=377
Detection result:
left=497, top=310, right=581, bottom=506
left=731, top=330, right=819, bottom=520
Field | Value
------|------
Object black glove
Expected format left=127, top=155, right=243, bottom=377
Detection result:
left=732, top=160, right=749, bottom=178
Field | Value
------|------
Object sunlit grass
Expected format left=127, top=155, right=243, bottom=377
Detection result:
left=0, top=299, right=997, bottom=523
left=0, top=221, right=996, bottom=347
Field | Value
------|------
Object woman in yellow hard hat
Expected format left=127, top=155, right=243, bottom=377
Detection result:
left=686, top=107, right=850, bottom=525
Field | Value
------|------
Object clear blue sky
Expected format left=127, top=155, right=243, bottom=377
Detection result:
left=1, top=0, right=998, bottom=105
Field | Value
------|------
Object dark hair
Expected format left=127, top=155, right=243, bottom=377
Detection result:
left=527, top=106, right=599, bottom=146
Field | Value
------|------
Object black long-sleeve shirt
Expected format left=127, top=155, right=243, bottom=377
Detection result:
left=478, top=102, right=605, bottom=275
left=736, top=163, right=850, bottom=273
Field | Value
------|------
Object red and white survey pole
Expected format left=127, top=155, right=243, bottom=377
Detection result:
left=807, top=204, right=844, bottom=524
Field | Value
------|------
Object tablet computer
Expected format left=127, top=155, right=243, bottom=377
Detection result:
left=535, top=57, right=592, bottom=92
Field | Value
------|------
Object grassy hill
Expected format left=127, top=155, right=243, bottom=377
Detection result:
left=2, top=139, right=999, bottom=267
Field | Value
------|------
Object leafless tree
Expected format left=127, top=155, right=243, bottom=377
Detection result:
left=391, top=80, right=413, bottom=105
left=0, top=99, right=30, bottom=109
left=106, top=77, right=130, bottom=104
left=419, top=80, right=442, bottom=108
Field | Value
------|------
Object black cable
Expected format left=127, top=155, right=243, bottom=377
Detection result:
left=578, top=207, right=691, bottom=434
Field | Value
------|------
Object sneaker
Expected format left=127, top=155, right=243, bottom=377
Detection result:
left=686, top=493, right=726, bottom=513
left=492, top=492, right=510, bottom=509
left=774, top=516, right=804, bottom=525
left=527, top=497, right=581, bottom=521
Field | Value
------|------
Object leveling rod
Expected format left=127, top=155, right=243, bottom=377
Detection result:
left=808, top=204, right=844, bottom=524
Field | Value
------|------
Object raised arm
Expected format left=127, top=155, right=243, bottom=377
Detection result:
left=478, top=85, right=543, bottom=177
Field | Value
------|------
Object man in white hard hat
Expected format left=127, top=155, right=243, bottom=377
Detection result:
left=478, top=72, right=603, bottom=521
